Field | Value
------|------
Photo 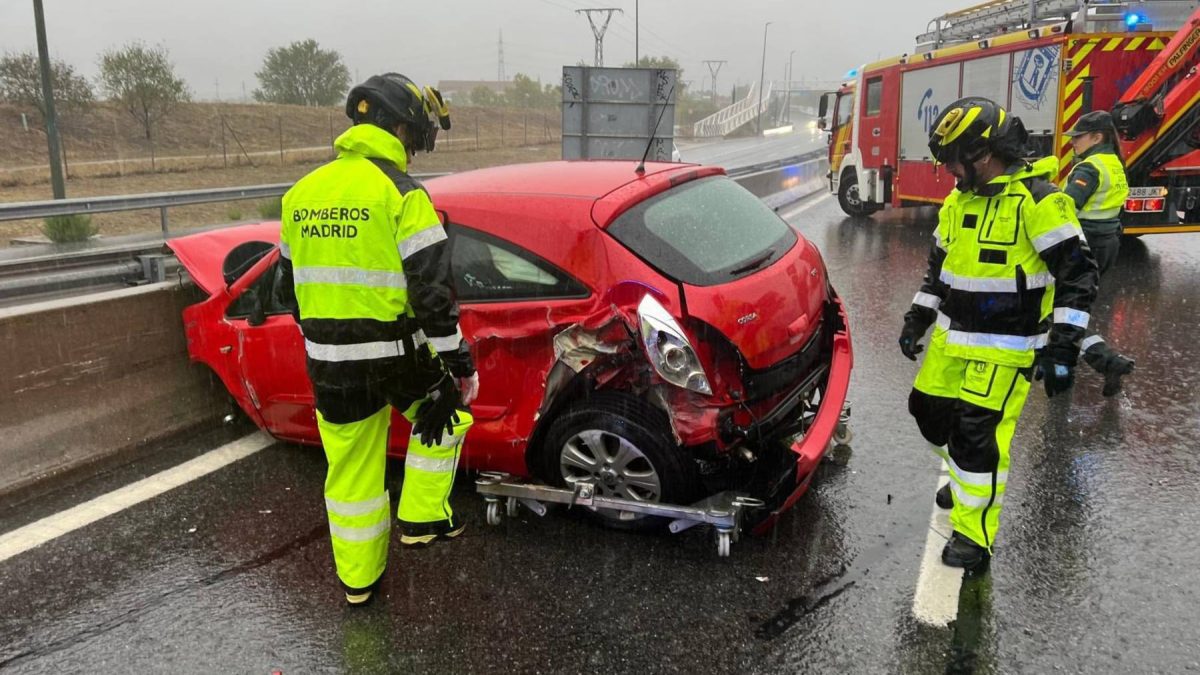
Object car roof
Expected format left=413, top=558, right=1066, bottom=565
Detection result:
left=425, top=160, right=692, bottom=200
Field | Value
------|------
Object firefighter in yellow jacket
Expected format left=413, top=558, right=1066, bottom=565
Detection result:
left=279, top=73, right=478, bottom=605
left=899, top=98, right=1099, bottom=569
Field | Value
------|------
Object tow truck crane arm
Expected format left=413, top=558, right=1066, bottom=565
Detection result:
left=1112, top=7, right=1200, bottom=174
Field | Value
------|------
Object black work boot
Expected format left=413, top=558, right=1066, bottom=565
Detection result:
left=1084, top=341, right=1135, bottom=397
left=941, top=532, right=990, bottom=569
left=935, top=483, right=953, bottom=510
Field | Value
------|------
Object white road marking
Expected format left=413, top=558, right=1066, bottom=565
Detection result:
left=779, top=193, right=833, bottom=221
left=0, top=431, right=275, bottom=564
left=912, top=463, right=964, bottom=627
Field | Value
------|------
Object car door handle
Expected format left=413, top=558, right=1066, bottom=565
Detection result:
left=788, top=314, right=809, bottom=337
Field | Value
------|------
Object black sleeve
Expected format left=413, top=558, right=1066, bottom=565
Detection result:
left=1063, top=162, right=1100, bottom=212
left=278, top=247, right=300, bottom=323
left=1030, top=190, right=1099, bottom=351
left=905, top=242, right=949, bottom=327
left=403, top=238, right=475, bottom=378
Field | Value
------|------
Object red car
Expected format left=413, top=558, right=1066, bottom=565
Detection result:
left=168, top=160, right=853, bottom=533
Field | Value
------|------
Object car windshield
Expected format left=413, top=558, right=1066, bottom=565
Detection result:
left=608, top=176, right=797, bottom=286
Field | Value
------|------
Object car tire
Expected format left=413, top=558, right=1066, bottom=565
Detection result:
left=539, top=392, right=701, bottom=531
left=837, top=172, right=879, bottom=217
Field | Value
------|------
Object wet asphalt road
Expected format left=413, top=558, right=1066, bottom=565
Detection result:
left=2, top=194, right=1199, bottom=674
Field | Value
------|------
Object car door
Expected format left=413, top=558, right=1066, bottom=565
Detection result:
left=447, top=222, right=593, bottom=472
left=225, top=254, right=318, bottom=444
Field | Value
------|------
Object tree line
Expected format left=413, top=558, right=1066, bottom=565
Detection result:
left=1, top=41, right=708, bottom=146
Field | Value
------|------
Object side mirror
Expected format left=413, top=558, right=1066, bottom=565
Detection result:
left=817, top=93, right=830, bottom=119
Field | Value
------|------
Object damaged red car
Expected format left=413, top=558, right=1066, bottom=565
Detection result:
left=168, top=160, right=853, bottom=533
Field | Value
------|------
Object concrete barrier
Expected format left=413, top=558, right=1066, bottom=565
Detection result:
left=0, top=282, right=229, bottom=496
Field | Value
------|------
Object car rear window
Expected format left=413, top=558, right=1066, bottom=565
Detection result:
left=608, top=176, right=797, bottom=286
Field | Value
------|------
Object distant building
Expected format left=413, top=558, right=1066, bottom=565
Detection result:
left=437, top=80, right=514, bottom=103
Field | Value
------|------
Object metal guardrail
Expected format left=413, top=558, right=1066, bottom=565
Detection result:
left=0, top=159, right=826, bottom=304
left=0, top=174, right=448, bottom=236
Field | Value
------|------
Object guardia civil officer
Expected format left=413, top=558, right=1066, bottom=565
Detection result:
left=1063, top=110, right=1136, bottom=396
left=278, top=73, right=479, bottom=606
left=898, top=98, right=1099, bottom=570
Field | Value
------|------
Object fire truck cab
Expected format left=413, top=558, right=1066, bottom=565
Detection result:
left=820, top=0, right=1200, bottom=235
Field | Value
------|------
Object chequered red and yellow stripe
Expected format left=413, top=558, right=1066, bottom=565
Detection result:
left=1057, top=35, right=1167, bottom=181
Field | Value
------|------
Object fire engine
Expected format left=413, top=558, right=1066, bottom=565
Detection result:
left=818, top=0, right=1200, bottom=235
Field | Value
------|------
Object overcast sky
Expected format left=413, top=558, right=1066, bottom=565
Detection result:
left=1, top=0, right=951, bottom=101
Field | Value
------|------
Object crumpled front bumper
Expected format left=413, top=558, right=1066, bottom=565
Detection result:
left=751, top=294, right=853, bottom=535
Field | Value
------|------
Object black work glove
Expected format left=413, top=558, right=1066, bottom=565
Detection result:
left=1033, top=344, right=1078, bottom=398
left=899, top=316, right=931, bottom=361
left=412, top=374, right=463, bottom=448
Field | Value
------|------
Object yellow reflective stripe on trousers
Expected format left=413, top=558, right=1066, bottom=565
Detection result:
left=328, top=519, right=390, bottom=542
left=405, top=453, right=459, bottom=473
left=326, top=493, right=389, bottom=517
left=949, top=481, right=997, bottom=508
left=948, top=456, right=1008, bottom=489
left=293, top=266, right=408, bottom=289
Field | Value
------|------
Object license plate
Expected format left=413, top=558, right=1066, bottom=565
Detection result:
left=1128, top=187, right=1166, bottom=198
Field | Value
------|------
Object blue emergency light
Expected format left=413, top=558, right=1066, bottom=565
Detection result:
left=1126, top=13, right=1142, bottom=28
left=846, top=68, right=858, bottom=78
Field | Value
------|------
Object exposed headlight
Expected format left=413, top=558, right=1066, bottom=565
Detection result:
left=637, top=295, right=713, bottom=395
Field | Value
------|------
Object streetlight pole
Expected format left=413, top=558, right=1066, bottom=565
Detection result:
left=32, top=0, right=65, bottom=199
left=757, top=21, right=772, bottom=136
left=786, top=50, right=795, bottom=124
left=635, top=0, right=639, bottom=65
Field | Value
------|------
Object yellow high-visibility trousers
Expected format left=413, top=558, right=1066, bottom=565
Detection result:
left=909, top=328, right=1031, bottom=551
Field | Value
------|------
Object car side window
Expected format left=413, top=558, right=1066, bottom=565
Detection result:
left=449, top=226, right=588, bottom=302
left=226, top=261, right=292, bottom=319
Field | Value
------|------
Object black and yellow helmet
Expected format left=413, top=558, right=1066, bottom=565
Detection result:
left=345, top=73, right=451, bottom=151
left=928, top=97, right=1027, bottom=164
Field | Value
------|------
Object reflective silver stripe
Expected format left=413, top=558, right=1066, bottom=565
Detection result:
left=949, top=457, right=1008, bottom=488
left=913, top=292, right=942, bottom=310
left=945, top=328, right=1047, bottom=352
left=398, top=226, right=447, bottom=259
left=325, top=492, right=389, bottom=517
left=940, top=269, right=1018, bottom=293
left=427, top=328, right=463, bottom=353
left=1031, top=223, right=1081, bottom=252
left=293, top=266, right=407, bottom=290
left=279, top=241, right=291, bottom=260
left=950, top=481, right=997, bottom=509
left=1053, top=307, right=1090, bottom=329
left=328, top=519, right=390, bottom=542
left=1025, top=271, right=1055, bottom=289
left=937, top=312, right=1047, bottom=351
left=934, top=231, right=946, bottom=251
left=1080, top=335, right=1105, bottom=351
left=405, top=453, right=459, bottom=473
left=305, top=339, right=403, bottom=362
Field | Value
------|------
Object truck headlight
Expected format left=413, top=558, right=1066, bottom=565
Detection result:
left=637, top=295, right=713, bottom=395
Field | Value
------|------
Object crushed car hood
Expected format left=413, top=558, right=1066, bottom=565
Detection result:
left=166, top=222, right=281, bottom=295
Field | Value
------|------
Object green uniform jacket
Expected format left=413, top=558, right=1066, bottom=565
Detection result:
left=906, top=156, right=1100, bottom=367
left=1063, top=143, right=1128, bottom=237
left=278, top=123, right=473, bottom=387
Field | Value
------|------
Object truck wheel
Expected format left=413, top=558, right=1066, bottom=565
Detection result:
left=540, top=392, right=701, bottom=531
left=838, top=173, right=879, bottom=217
